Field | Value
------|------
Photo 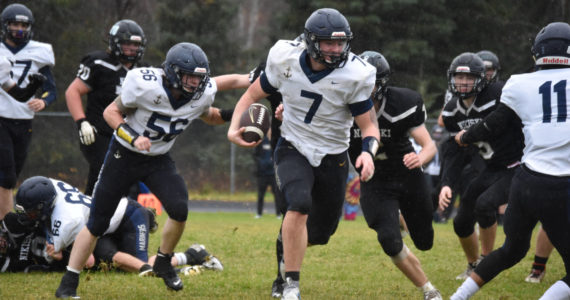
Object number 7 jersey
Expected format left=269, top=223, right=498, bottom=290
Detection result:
left=501, top=69, right=570, bottom=176
left=117, top=67, right=217, bottom=155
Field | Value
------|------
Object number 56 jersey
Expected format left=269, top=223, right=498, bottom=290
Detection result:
left=261, top=40, right=375, bottom=167
left=117, top=67, right=217, bottom=155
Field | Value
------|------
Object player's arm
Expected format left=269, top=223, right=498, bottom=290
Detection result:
left=3, top=74, right=46, bottom=102
left=27, top=66, right=56, bottom=112
left=227, top=79, right=270, bottom=147
left=200, top=107, right=227, bottom=125
left=66, top=78, right=99, bottom=145
left=456, top=103, right=520, bottom=146
left=405, top=124, right=436, bottom=169
left=213, top=74, right=251, bottom=91
left=104, top=96, right=150, bottom=151
left=354, top=108, right=380, bottom=182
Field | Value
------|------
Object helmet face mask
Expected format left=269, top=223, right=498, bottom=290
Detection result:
left=531, top=22, right=570, bottom=68
left=162, top=42, right=210, bottom=101
left=304, top=8, right=353, bottom=69
left=447, top=52, right=486, bottom=99
left=108, top=19, right=146, bottom=63
left=1, top=3, right=34, bottom=45
left=359, top=51, right=390, bottom=101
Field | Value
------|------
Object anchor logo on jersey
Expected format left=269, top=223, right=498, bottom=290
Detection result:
left=114, top=150, right=121, bottom=159
left=153, top=95, right=162, bottom=105
left=283, top=67, right=292, bottom=79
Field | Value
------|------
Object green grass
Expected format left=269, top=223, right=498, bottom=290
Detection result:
left=189, top=190, right=273, bottom=203
left=0, top=212, right=562, bottom=299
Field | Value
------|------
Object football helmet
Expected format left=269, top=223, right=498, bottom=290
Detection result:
left=476, top=50, right=500, bottom=82
left=1, top=3, right=34, bottom=45
left=447, top=52, right=486, bottom=99
left=108, top=19, right=146, bottom=63
left=14, top=176, right=57, bottom=228
left=304, top=8, right=353, bottom=68
left=359, top=51, right=390, bottom=101
left=162, top=42, right=210, bottom=100
left=531, top=22, right=570, bottom=68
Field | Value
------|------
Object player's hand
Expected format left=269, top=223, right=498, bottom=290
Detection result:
left=355, top=152, right=375, bottom=182
left=77, top=119, right=97, bottom=145
left=438, top=186, right=453, bottom=211
left=27, top=73, right=46, bottom=88
left=27, top=98, right=45, bottom=112
left=455, top=130, right=468, bottom=147
left=403, top=151, right=422, bottom=170
left=45, top=242, right=63, bottom=260
left=133, top=136, right=151, bottom=151
left=227, top=127, right=259, bottom=148
left=275, top=103, right=284, bottom=121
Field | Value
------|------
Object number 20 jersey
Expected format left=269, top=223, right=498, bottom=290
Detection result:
left=0, top=40, right=55, bottom=119
left=501, top=69, right=570, bottom=176
left=117, top=67, right=217, bottom=155
left=262, top=40, right=375, bottom=167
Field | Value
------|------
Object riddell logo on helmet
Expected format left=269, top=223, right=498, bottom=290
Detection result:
left=194, top=67, right=208, bottom=73
left=331, top=32, right=346, bottom=37
left=538, top=56, right=570, bottom=65
left=456, top=66, right=471, bottom=72
left=130, top=36, right=142, bottom=42
left=14, top=15, right=30, bottom=22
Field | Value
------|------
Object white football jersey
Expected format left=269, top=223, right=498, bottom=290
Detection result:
left=48, top=179, right=128, bottom=252
left=264, top=40, right=375, bottom=166
left=116, top=67, right=217, bottom=155
left=501, top=68, right=570, bottom=176
left=0, top=56, right=15, bottom=89
left=0, top=41, right=55, bottom=119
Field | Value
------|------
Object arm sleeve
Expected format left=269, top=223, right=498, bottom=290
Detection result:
left=462, top=103, right=521, bottom=144
left=39, top=66, right=57, bottom=105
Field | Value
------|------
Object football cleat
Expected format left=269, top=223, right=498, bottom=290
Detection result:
left=55, top=271, right=80, bottom=299
left=456, top=257, right=482, bottom=280
left=271, top=277, right=285, bottom=298
left=281, top=277, right=301, bottom=300
left=153, top=251, right=183, bottom=291
left=138, top=264, right=154, bottom=277
left=203, top=255, right=224, bottom=271
left=423, top=289, right=443, bottom=300
left=185, top=244, right=224, bottom=271
left=178, top=265, right=203, bottom=276
left=525, top=268, right=546, bottom=283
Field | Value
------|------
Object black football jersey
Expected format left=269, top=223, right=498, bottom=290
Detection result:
left=349, top=86, right=426, bottom=177
left=75, top=51, right=141, bottom=136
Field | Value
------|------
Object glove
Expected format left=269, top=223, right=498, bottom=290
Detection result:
left=27, top=73, right=47, bottom=88
left=248, top=61, right=266, bottom=83
left=77, top=118, right=97, bottom=145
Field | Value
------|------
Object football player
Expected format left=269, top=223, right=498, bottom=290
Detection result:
left=66, top=19, right=147, bottom=196
left=451, top=21, right=570, bottom=300
left=346, top=51, right=441, bottom=300
left=228, top=8, right=380, bottom=300
left=438, top=52, right=523, bottom=280
left=0, top=56, right=45, bottom=102
left=55, top=42, right=249, bottom=298
left=476, top=50, right=501, bottom=83
left=0, top=3, right=56, bottom=221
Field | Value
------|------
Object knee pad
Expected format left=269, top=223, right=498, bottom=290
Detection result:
left=0, top=170, right=17, bottom=189
left=165, top=199, right=188, bottom=222
left=411, top=229, right=434, bottom=251
left=379, top=235, right=404, bottom=257
left=307, top=231, right=331, bottom=245
left=390, top=245, right=410, bottom=264
left=453, top=217, right=475, bottom=238
left=475, top=208, right=497, bottom=229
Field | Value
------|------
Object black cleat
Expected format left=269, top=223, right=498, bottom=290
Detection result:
left=271, top=277, right=284, bottom=298
left=153, top=251, right=183, bottom=291
left=55, top=271, right=80, bottom=299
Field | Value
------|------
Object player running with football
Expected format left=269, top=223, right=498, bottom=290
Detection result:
left=451, top=21, right=570, bottom=300
left=347, top=51, right=441, bottom=300
left=228, top=8, right=380, bottom=300
left=55, top=42, right=249, bottom=298
left=0, top=3, right=56, bottom=221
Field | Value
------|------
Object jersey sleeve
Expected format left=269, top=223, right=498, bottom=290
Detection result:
left=28, top=41, right=55, bottom=68
left=75, top=53, right=101, bottom=89
left=347, top=56, right=375, bottom=106
left=120, top=68, right=146, bottom=108
left=262, top=40, right=298, bottom=93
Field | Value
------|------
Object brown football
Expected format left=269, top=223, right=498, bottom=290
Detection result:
left=240, top=103, right=271, bottom=142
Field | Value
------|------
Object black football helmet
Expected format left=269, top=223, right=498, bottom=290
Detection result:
left=531, top=22, right=570, bottom=68
left=108, top=19, right=146, bottom=63
left=162, top=42, right=210, bottom=100
left=359, top=51, right=390, bottom=101
left=447, top=52, right=486, bottom=99
left=14, top=176, right=57, bottom=228
left=1, top=3, right=34, bottom=45
left=476, top=50, right=500, bottom=82
left=304, top=8, right=353, bottom=68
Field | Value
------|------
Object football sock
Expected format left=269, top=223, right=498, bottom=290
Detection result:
left=419, top=281, right=436, bottom=292
left=533, top=255, right=548, bottom=271
left=450, top=277, right=480, bottom=300
left=174, top=252, right=187, bottom=266
left=66, top=266, right=81, bottom=274
left=539, top=281, right=570, bottom=300
left=285, top=271, right=300, bottom=282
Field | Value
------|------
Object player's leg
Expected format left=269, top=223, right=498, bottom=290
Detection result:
left=79, top=134, right=111, bottom=196
left=144, top=154, right=188, bottom=291
left=273, top=140, right=315, bottom=299
left=526, top=226, right=554, bottom=283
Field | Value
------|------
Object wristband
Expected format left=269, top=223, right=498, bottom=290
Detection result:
left=220, top=108, right=234, bottom=122
left=362, top=136, right=380, bottom=158
left=75, top=118, right=87, bottom=129
left=117, top=123, right=140, bottom=146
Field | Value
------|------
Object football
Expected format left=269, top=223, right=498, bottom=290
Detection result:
left=240, top=103, right=271, bottom=142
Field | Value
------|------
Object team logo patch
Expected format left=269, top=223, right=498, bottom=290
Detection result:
left=283, top=66, right=292, bottom=78
left=153, top=95, right=162, bottom=105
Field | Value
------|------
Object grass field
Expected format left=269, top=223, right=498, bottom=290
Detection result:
left=0, top=211, right=562, bottom=299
